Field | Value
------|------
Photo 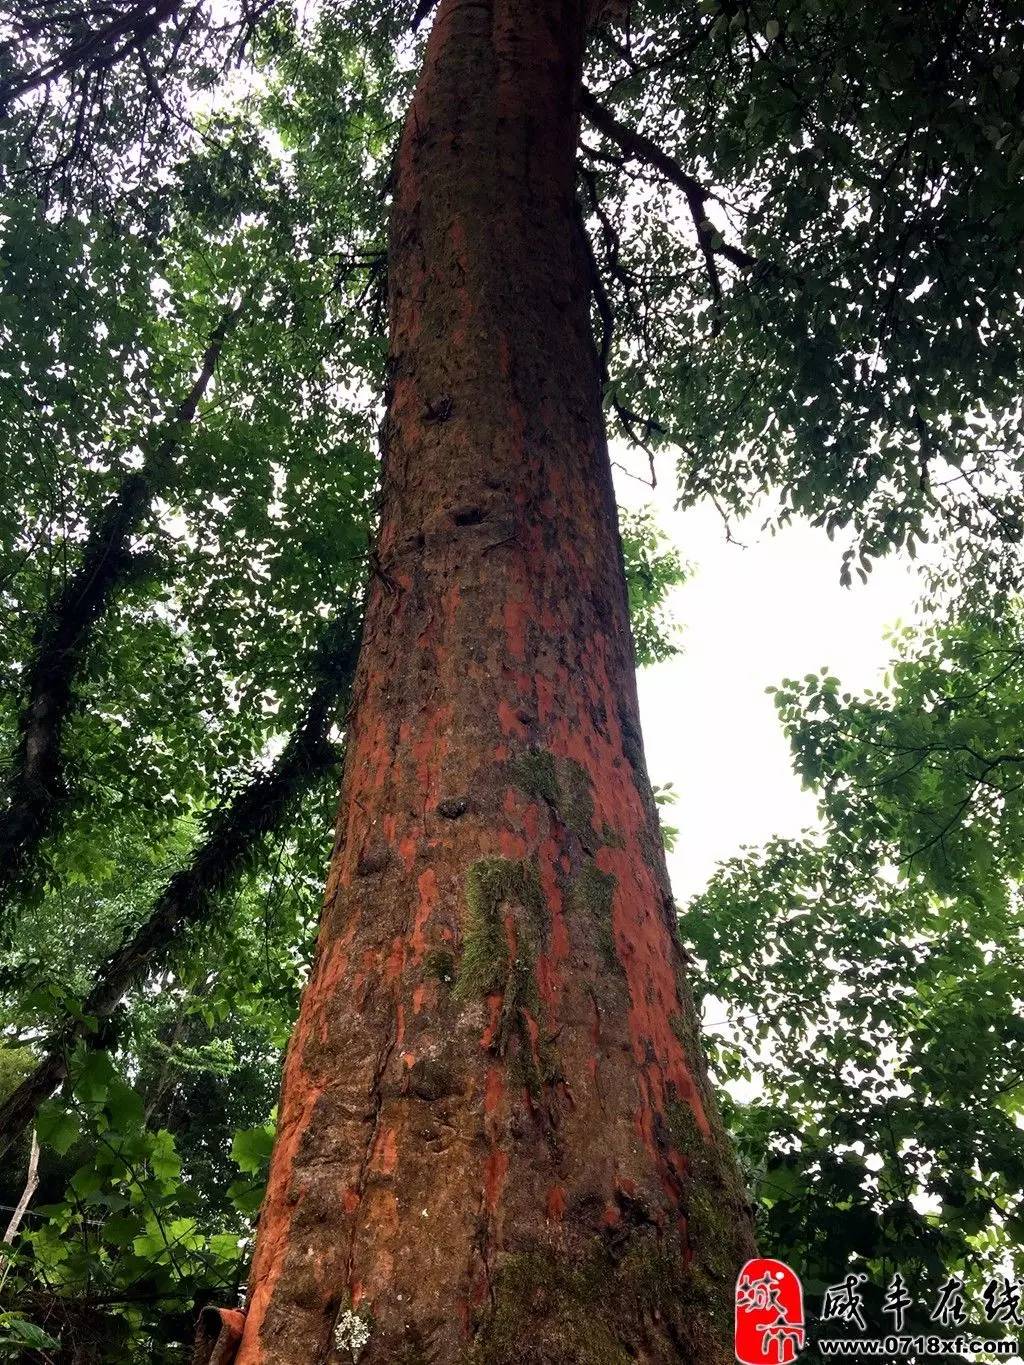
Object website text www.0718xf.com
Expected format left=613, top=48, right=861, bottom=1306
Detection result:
left=817, top=1335, right=1020, bottom=1357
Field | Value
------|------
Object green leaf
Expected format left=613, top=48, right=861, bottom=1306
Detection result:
left=102, top=1213, right=144, bottom=1247
left=104, top=1078, right=145, bottom=1133
left=231, top=1124, right=275, bottom=1175
left=149, top=1129, right=181, bottom=1181
left=227, top=1176, right=266, bottom=1215
left=36, top=1101, right=80, bottom=1155
left=73, top=1050, right=115, bottom=1105
left=0, top=1317, right=60, bottom=1350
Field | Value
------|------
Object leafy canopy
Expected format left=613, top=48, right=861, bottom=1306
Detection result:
left=1, top=0, right=1024, bottom=1358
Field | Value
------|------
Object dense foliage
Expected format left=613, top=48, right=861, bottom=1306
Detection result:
left=1, top=0, right=1023, bottom=1358
left=684, top=603, right=1024, bottom=1350
left=584, top=1, right=1024, bottom=588
left=0, top=15, right=390, bottom=1356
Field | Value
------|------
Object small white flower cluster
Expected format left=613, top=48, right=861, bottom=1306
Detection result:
left=333, top=1309, right=371, bottom=1361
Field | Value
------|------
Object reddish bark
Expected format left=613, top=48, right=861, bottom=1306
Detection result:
left=195, top=1307, right=247, bottom=1364
left=234, top=1, right=754, bottom=1360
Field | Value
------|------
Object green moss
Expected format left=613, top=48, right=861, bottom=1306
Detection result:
left=495, top=946, right=542, bottom=1050
left=669, top=1005, right=704, bottom=1056
left=471, top=1233, right=735, bottom=1364
left=470, top=1250, right=628, bottom=1365
left=688, top=1186, right=740, bottom=1285
left=423, top=947, right=456, bottom=987
left=620, top=1226, right=736, bottom=1352
left=509, top=748, right=560, bottom=805
left=666, top=1096, right=701, bottom=1152
left=508, top=748, right=596, bottom=841
left=393, top=1329, right=432, bottom=1365
left=454, top=857, right=544, bottom=1002
left=570, top=860, right=619, bottom=970
left=454, top=857, right=550, bottom=1059
left=558, top=758, right=596, bottom=839
left=666, top=1100, right=752, bottom=1298
left=507, top=1036, right=562, bottom=1097
left=455, top=891, right=508, bottom=1002
left=600, top=822, right=625, bottom=848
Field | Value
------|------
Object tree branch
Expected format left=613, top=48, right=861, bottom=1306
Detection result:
left=579, top=88, right=769, bottom=278
left=410, top=0, right=436, bottom=31
left=0, top=617, right=359, bottom=1160
left=1, top=0, right=186, bottom=110
left=2, top=1129, right=40, bottom=1244
left=574, top=196, right=614, bottom=381
left=575, top=187, right=664, bottom=480
left=0, top=302, right=243, bottom=914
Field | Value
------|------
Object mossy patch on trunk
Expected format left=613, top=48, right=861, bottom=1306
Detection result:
left=468, top=1231, right=735, bottom=1365
left=599, top=822, right=625, bottom=848
left=508, top=747, right=596, bottom=842
left=454, top=857, right=544, bottom=1002
left=666, top=1098, right=753, bottom=1293
left=507, top=1034, right=562, bottom=1097
left=508, top=748, right=560, bottom=806
left=455, top=857, right=548, bottom=1061
left=424, top=946, right=456, bottom=988
left=569, top=859, right=619, bottom=970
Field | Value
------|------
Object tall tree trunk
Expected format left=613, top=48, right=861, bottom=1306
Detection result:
left=235, top=2, right=753, bottom=1360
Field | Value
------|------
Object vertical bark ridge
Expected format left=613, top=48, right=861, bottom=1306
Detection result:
left=236, top=1, right=754, bottom=1360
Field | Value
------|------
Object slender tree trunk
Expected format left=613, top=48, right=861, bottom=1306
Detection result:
left=2, top=1129, right=39, bottom=1244
left=236, top=2, right=753, bottom=1360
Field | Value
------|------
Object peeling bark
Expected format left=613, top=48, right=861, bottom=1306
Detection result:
left=194, top=1307, right=247, bottom=1365
left=235, top=2, right=754, bottom=1361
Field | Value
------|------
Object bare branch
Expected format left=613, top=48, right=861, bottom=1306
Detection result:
left=574, top=190, right=662, bottom=480
left=2, top=1129, right=40, bottom=1244
left=1, top=0, right=187, bottom=110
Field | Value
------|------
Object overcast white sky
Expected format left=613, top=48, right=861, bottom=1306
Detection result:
left=613, top=457, right=923, bottom=904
